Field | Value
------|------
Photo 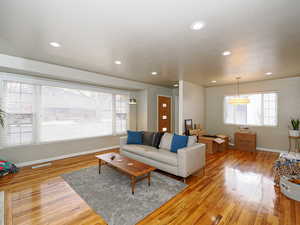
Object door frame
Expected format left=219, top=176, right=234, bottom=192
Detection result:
left=157, top=95, right=172, bottom=132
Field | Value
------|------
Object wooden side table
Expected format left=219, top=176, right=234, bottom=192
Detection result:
left=234, top=132, right=257, bottom=152
left=288, top=136, right=300, bottom=153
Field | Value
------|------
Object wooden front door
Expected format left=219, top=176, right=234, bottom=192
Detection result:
left=158, top=96, right=171, bottom=132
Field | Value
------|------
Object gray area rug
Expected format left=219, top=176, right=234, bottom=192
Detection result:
left=62, top=166, right=186, bottom=225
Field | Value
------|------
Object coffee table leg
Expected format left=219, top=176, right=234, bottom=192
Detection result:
left=131, top=176, right=136, bottom=195
left=98, top=159, right=102, bottom=174
left=148, top=172, right=151, bottom=186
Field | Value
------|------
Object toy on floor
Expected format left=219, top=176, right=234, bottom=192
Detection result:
left=0, top=159, right=19, bottom=177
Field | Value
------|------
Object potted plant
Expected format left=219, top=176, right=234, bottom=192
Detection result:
left=289, top=118, right=300, bottom=137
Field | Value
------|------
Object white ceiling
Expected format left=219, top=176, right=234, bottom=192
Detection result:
left=0, top=0, right=300, bottom=87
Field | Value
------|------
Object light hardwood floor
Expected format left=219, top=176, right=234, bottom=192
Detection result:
left=0, top=149, right=299, bottom=225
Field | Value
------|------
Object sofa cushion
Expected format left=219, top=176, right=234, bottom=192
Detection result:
left=152, top=132, right=165, bottom=149
left=156, top=149, right=178, bottom=166
left=127, top=130, right=143, bottom=144
left=142, top=131, right=154, bottom=146
left=187, top=135, right=197, bottom=146
left=171, top=134, right=188, bottom=153
left=122, top=144, right=178, bottom=166
left=159, top=133, right=173, bottom=150
left=122, top=144, right=157, bottom=153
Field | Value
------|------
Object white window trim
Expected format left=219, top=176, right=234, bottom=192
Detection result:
left=223, top=91, right=279, bottom=127
left=0, top=72, right=130, bottom=96
left=0, top=73, right=130, bottom=149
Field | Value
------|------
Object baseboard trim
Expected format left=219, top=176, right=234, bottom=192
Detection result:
left=15, top=145, right=119, bottom=168
left=256, top=147, right=287, bottom=153
left=229, top=142, right=286, bottom=153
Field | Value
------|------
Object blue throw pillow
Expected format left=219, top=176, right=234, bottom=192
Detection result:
left=170, top=134, right=188, bottom=153
left=127, top=130, right=143, bottom=144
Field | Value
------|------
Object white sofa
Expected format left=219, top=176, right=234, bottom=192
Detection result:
left=120, top=136, right=206, bottom=178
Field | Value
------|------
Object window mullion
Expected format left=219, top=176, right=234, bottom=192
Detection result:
left=34, top=85, right=41, bottom=144
left=112, top=94, right=116, bottom=135
left=126, top=95, right=130, bottom=132
left=0, top=81, right=7, bottom=147
left=19, top=84, right=22, bottom=144
left=245, top=104, right=248, bottom=126
left=233, top=104, right=236, bottom=125
left=275, top=93, right=278, bottom=126
left=261, top=93, right=264, bottom=126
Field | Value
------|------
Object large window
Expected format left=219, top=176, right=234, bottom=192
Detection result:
left=0, top=78, right=129, bottom=147
left=115, top=94, right=129, bottom=134
left=224, top=92, right=278, bottom=126
left=2, top=81, right=36, bottom=146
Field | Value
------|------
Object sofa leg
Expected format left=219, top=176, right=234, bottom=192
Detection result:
left=201, top=167, right=206, bottom=177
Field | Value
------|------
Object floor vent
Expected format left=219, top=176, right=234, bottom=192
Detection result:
left=32, top=162, right=52, bottom=169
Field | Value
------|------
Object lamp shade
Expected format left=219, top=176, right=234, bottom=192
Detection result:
left=228, top=97, right=250, bottom=104
left=129, top=98, right=137, bottom=105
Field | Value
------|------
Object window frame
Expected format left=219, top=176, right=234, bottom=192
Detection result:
left=223, top=91, right=279, bottom=127
left=0, top=73, right=130, bottom=149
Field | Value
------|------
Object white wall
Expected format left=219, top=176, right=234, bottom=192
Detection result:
left=136, top=89, right=148, bottom=131
left=205, top=77, right=300, bottom=151
left=0, top=54, right=173, bottom=165
left=129, top=104, right=137, bottom=131
left=179, top=80, right=205, bottom=134
left=131, top=87, right=175, bottom=132
left=0, top=54, right=158, bottom=91
left=172, top=88, right=179, bottom=133
left=0, top=135, right=120, bottom=166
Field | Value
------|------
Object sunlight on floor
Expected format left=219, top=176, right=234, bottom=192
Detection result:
left=224, top=166, right=276, bottom=213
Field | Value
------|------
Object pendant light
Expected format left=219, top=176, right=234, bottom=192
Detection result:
left=229, top=77, right=250, bottom=104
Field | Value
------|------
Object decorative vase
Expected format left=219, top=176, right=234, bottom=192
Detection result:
left=289, top=130, right=300, bottom=137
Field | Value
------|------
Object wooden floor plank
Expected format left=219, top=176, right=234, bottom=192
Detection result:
left=0, top=149, right=299, bottom=225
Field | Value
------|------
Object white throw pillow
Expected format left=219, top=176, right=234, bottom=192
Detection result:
left=187, top=135, right=197, bottom=146
left=159, top=133, right=173, bottom=150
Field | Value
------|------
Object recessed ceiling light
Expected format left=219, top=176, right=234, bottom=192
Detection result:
left=190, top=21, right=206, bottom=30
left=222, top=51, right=231, bottom=56
left=211, top=80, right=217, bottom=83
left=151, top=72, right=158, bottom=75
left=265, top=72, right=272, bottom=75
left=173, top=83, right=179, bottom=87
left=49, top=42, right=61, bottom=48
left=114, top=60, right=122, bottom=65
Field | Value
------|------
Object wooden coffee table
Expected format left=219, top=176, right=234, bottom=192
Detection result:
left=96, top=153, right=156, bottom=194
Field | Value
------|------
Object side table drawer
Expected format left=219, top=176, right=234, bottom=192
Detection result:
left=235, top=132, right=257, bottom=151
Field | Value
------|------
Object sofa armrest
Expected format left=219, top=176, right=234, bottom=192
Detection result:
left=120, top=136, right=128, bottom=150
left=177, top=143, right=206, bottom=178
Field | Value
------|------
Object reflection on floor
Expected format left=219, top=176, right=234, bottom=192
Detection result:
left=0, top=149, right=299, bottom=225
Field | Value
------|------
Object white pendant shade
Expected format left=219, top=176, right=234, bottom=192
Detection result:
left=228, top=97, right=250, bottom=104
left=229, top=77, right=250, bottom=105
